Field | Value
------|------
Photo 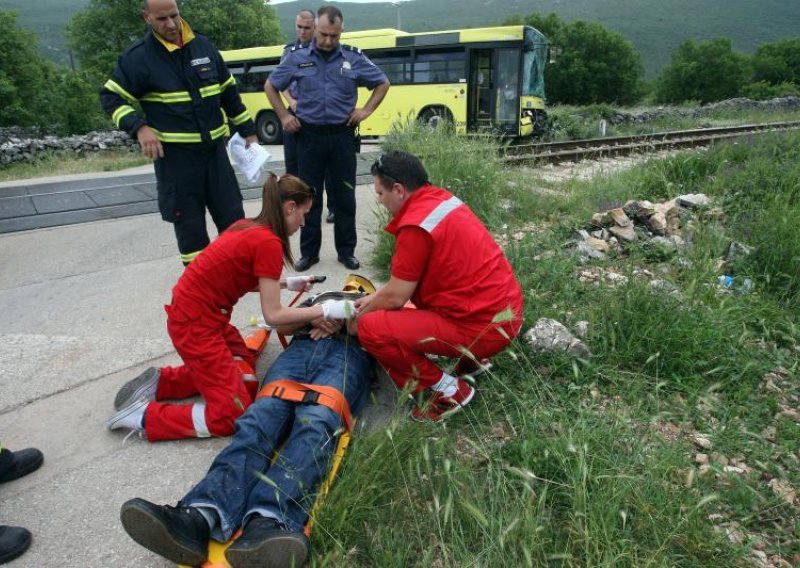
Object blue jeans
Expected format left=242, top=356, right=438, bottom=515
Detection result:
left=182, top=336, right=372, bottom=538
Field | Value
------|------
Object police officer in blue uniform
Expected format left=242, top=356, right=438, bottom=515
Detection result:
left=280, top=10, right=336, bottom=226
left=265, top=5, right=390, bottom=272
left=280, top=9, right=315, bottom=178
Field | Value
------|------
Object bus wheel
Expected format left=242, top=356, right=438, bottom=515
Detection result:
left=418, top=106, right=453, bottom=130
left=256, top=111, right=282, bottom=144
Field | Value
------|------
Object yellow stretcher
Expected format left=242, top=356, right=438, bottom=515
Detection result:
left=179, top=274, right=375, bottom=568
left=180, top=428, right=352, bottom=567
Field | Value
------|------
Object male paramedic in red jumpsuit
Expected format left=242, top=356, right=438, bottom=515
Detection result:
left=352, top=150, right=524, bottom=422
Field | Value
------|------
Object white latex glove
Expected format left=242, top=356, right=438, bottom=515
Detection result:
left=285, top=276, right=313, bottom=292
left=321, top=300, right=356, bottom=320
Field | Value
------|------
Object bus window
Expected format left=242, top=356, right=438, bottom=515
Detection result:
left=243, top=62, right=278, bottom=93
left=496, top=49, right=520, bottom=126
left=228, top=63, right=246, bottom=91
left=522, top=27, right=548, bottom=99
left=413, top=48, right=465, bottom=83
left=367, top=50, right=412, bottom=85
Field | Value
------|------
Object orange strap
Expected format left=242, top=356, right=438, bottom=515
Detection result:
left=256, top=379, right=353, bottom=432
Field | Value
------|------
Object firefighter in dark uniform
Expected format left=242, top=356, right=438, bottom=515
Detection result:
left=265, top=5, right=390, bottom=272
left=100, top=0, right=258, bottom=265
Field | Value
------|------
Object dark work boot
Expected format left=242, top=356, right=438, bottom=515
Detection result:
left=0, top=448, right=44, bottom=484
left=120, top=498, right=209, bottom=566
left=0, top=525, right=32, bottom=564
left=225, top=516, right=309, bottom=568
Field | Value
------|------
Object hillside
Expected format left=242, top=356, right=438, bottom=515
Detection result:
left=4, top=0, right=799, bottom=77
left=2, top=0, right=87, bottom=68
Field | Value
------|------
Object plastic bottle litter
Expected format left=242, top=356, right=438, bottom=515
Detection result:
left=716, top=275, right=753, bottom=294
left=736, top=278, right=753, bottom=294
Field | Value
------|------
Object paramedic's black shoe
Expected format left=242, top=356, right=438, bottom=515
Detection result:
left=0, top=447, right=44, bottom=484
left=294, top=256, right=319, bottom=272
left=0, top=525, right=32, bottom=564
left=120, top=498, right=209, bottom=566
left=326, top=210, right=335, bottom=223
left=114, top=367, right=160, bottom=410
left=225, top=516, right=309, bottom=568
left=337, top=255, right=360, bottom=270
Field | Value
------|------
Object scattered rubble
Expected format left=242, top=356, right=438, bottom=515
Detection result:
left=524, top=318, right=592, bottom=358
left=569, top=193, right=707, bottom=262
left=767, top=479, right=796, bottom=505
left=692, top=434, right=713, bottom=450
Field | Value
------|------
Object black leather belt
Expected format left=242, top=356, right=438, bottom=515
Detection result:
left=300, top=122, right=354, bottom=135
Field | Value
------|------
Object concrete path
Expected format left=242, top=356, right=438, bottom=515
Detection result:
left=0, top=143, right=397, bottom=567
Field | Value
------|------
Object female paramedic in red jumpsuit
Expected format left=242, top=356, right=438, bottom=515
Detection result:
left=351, top=151, right=524, bottom=422
left=106, top=174, right=355, bottom=441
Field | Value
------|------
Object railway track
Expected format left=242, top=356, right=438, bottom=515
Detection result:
left=502, top=121, right=800, bottom=165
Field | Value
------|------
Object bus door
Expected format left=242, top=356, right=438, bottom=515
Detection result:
left=468, top=49, right=494, bottom=131
left=468, top=48, right=520, bottom=134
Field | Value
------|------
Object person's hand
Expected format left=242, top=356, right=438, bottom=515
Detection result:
left=136, top=125, right=164, bottom=160
left=321, top=300, right=356, bottom=319
left=354, top=294, right=374, bottom=310
left=309, top=316, right=342, bottom=340
left=244, top=135, right=259, bottom=148
left=281, top=114, right=302, bottom=134
left=347, top=108, right=371, bottom=126
left=285, top=276, right=314, bottom=292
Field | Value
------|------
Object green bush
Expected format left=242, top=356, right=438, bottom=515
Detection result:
left=50, top=70, right=111, bottom=135
left=740, top=80, right=800, bottom=100
left=656, top=38, right=750, bottom=104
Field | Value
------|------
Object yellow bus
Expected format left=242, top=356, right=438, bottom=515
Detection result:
left=221, top=25, right=549, bottom=144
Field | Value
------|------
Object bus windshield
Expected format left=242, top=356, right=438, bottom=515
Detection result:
left=522, top=27, right=548, bottom=99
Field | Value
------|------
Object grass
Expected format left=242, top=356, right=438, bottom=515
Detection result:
left=314, top=125, right=800, bottom=566
left=545, top=104, right=800, bottom=141
left=0, top=148, right=149, bottom=182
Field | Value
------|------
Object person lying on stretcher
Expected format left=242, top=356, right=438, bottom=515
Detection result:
left=118, top=287, right=374, bottom=568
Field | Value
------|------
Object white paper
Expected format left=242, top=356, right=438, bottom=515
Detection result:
left=227, top=132, right=271, bottom=184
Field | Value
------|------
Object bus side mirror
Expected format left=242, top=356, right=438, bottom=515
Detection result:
left=549, top=45, right=560, bottom=64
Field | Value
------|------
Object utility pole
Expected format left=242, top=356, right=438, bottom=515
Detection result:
left=391, top=1, right=404, bottom=30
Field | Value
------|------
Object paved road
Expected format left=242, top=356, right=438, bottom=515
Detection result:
left=0, top=141, right=398, bottom=567
left=0, top=142, right=382, bottom=234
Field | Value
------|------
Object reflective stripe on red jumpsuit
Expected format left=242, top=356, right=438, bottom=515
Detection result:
left=358, top=184, right=524, bottom=392
left=144, top=296, right=256, bottom=442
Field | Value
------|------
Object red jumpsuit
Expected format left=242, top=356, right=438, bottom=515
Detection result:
left=145, top=221, right=283, bottom=441
left=358, top=184, right=524, bottom=392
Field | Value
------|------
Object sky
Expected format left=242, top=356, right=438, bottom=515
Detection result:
left=270, top=0, right=394, bottom=3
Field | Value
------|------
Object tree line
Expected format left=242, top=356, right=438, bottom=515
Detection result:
left=0, top=0, right=283, bottom=136
left=1, top=2, right=798, bottom=136
left=507, top=12, right=800, bottom=105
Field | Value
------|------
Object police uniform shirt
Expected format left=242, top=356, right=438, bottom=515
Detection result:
left=281, top=38, right=309, bottom=100
left=269, top=40, right=387, bottom=126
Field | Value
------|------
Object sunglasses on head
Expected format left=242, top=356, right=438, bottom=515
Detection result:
left=372, top=155, right=398, bottom=184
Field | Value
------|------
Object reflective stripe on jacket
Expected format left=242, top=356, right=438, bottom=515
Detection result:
left=100, top=23, right=255, bottom=144
left=385, top=184, right=524, bottom=322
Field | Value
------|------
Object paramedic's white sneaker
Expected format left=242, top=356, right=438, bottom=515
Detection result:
left=114, top=367, right=160, bottom=410
left=107, top=398, right=148, bottom=432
